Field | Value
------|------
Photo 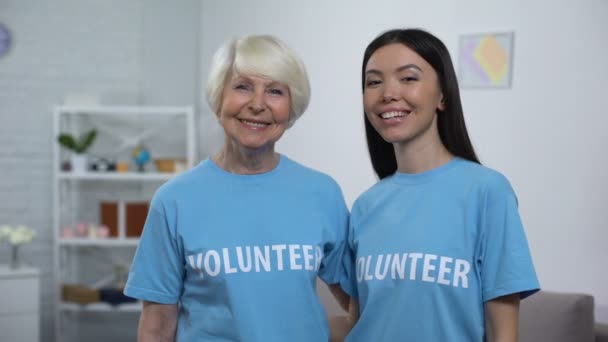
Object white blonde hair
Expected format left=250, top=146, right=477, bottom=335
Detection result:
left=205, top=35, right=311, bottom=127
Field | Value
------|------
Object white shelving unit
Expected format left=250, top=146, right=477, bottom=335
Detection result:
left=52, top=106, right=196, bottom=342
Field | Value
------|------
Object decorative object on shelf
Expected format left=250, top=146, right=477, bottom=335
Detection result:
left=62, top=284, right=100, bottom=305
left=0, top=225, right=36, bottom=269
left=116, top=161, right=129, bottom=173
left=99, top=287, right=137, bottom=306
left=132, top=144, right=151, bottom=172
left=0, top=22, right=11, bottom=59
left=57, top=129, right=98, bottom=173
left=154, top=158, right=188, bottom=173
left=98, top=264, right=137, bottom=305
left=89, top=156, right=116, bottom=172
left=61, top=223, right=111, bottom=239
left=100, top=201, right=149, bottom=238
left=154, top=158, right=175, bottom=172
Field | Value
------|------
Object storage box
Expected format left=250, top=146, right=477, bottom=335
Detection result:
left=126, top=202, right=148, bottom=237
left=100, top=202, right=119, bottom=237
left=62, top=284, right=100, bottom=305
left=100, top=201, right=149, bottom=238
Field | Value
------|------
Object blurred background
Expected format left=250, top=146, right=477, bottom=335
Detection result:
left=0, top=0, right=606, bottom=341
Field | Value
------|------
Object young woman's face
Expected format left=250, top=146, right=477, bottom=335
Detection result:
left=363, top=43, right=445, bottom=146
left=217, top=72, right=291, bottom=151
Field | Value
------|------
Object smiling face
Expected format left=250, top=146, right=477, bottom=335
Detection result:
left=217, top=72, right=292, bottom=152
left=363, top=43, right=445, bottom=148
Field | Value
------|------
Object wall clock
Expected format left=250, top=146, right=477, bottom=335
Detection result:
left=0, top=23, right=12, bottom=58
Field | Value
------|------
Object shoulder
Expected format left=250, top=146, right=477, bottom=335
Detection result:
left=280, top=155, right=343, bottom=192
left=350, top=176, right=394, bottom=215
left=456, top=160, right=517, bottom=204
left=150, top=160, right=213, bottom=209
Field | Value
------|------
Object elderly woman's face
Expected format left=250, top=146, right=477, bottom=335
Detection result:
left=217, top=72, right=291, bottom=151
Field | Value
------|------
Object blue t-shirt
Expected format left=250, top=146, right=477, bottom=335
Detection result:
left=125, top=155, right=349, bottom=341
left=341, top=157, right=539, bottom=342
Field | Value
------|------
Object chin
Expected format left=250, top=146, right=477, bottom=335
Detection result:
left=235, top=139, right=276, bottom=151
left=378, top=132, right=410, bottom=144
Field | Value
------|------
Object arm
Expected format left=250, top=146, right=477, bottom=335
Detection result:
left=329, top=298, right=359, bottom=342
left=485, top=293, right=520, bottom=342
left=327, top=283, right=350, bottom=312
left=138, top=301, right=179, bottom=342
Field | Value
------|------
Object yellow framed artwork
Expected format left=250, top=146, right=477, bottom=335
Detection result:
left=458, top=32, right=514, bottom=88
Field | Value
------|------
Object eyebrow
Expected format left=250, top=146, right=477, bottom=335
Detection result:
left=366, top=64, right=422, bottom=75
left=233, top=75, right=286, bottom=88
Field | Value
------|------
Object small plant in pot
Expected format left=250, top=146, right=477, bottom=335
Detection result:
left=57, top=129, right=97, bottom=173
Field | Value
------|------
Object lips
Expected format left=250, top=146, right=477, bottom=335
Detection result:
left=239, top=119, right=270, bottom=128
left=379, top=110, right=410, bottom=119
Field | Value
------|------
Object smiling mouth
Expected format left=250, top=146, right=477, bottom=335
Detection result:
left=239, top=119, right=270, bottom=128
left=379, top=111, right=409, bottom=119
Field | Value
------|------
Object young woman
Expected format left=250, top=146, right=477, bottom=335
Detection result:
left=340, top=28, right=539, bottom=341
left=125, top=35, right=349, bottom=341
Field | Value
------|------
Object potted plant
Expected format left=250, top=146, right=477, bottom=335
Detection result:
left=57, top=129, right=97, bottom=173
left=0, top=225, right=36, bottom=269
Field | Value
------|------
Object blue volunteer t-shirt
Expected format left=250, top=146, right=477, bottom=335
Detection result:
left=341, top=157, right=539, bottom=342
left=125, top=155, right=349, bottom=341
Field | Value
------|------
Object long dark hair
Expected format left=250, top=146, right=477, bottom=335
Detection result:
left=362, top=28, right=480, bottom=179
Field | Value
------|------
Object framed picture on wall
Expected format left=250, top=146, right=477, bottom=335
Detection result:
left=458, top=32, right=514, bottom=88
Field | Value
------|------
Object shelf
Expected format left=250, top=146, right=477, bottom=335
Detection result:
left=58, top=238, right=139, bottom=247
left=60, top=301, right=141, bottom=312
left=53, top=105, right=196, bottom=341
left=57, top=172, right=176, bottom=181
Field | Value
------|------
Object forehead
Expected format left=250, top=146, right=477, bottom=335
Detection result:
left=228, top=72, right=286, bottom=86
left=366, top=43, right=431, bottom=72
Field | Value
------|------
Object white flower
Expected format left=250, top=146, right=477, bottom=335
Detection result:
left=0, top=225, right=36, bottom=245
left=0, top=225, right=11, bottom=242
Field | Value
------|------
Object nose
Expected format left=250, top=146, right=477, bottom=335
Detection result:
left=248, top=91, right=266, bottom=114
left=381, top=81, right=399, bottom=103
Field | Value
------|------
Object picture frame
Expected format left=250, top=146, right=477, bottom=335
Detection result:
left=458, top=32, right=515, bottom=88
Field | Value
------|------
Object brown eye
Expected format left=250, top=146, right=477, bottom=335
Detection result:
left=235, top=83, right=251, bottom=91
left=366, top=79, right=381, bottom=87
left=268, top=88, right=284, bottom=96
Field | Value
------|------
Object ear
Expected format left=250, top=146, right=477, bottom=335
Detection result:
left=215, top=94, right=224, bottom=120
left=437, top=95, right=446, bottom=112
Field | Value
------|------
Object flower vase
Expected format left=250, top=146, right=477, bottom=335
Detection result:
left=71, top=154, right=88, bottom=173
left=9, top=244, right=23, bottom=269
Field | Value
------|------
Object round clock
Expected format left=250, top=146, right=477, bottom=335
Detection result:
left=0, top=23, right=12, bottom=58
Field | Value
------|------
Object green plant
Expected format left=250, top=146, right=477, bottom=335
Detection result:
left=57, top=129, right=97, bottom=154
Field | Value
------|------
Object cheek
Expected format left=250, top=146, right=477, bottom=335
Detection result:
left=362, top=91, right=376, bottom=113
left=271, top=99, right=292, bottom=122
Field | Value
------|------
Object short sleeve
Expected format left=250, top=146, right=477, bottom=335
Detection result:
left=339, top=200, right=360, bottom=299
left=479, top=175, right=540, bottom=302
left=124, top=196, right=184, bottom=304
left=317, top=182, right=350, bottom=285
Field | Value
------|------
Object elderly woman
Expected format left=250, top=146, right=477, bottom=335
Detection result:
left=124, top=35, right=349, bottom=341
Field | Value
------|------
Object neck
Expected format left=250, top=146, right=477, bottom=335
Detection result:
left=213, top=139, right=279, bottom=175
left=394, top=142, right=453, bottom=174
left=393, top=118, right=453, bottom=174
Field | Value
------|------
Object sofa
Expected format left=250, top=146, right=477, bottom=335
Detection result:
left=329, top=290, right=608, bottom=341
left=519, top=290, right=608, bottom=342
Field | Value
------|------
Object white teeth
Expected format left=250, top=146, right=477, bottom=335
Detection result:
left=242, top=120, right=267, bottom=127
left=380, top=111, right=407, bottom=119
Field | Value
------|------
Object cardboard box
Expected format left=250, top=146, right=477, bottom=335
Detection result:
left=126, top=202, right=149, bottom=237
left=100, top=201, right=149, bottom=238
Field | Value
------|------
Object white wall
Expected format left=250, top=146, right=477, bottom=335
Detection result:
left=0, top=1, right=144, bottom=338
left=140, top=0, right=200, bottom=106
left=0, top=1, right=200, bottom=340
left=200, top=0, right=608, bottom=321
